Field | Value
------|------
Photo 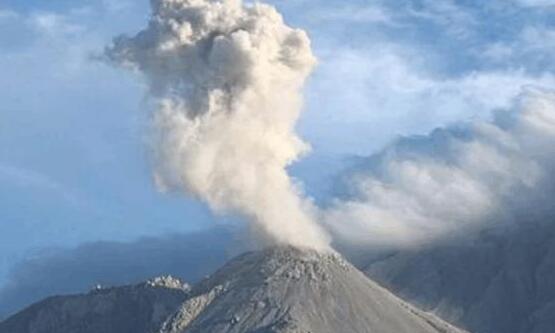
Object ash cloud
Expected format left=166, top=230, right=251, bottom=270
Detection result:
left=105, top=0, right=330, bottom=250
left=325, top=90, right=555, bottom=249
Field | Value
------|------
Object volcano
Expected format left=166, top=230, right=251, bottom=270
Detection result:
left=0, top=247, right=466, bottom=333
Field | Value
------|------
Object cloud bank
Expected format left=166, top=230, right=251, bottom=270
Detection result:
left=325, top=90, right=555, bottom=249
left=514, top=0, right=555, bottom=7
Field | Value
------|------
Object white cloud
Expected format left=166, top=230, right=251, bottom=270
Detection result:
left=303, top=44, right=555, bottom=154
left=513, top=0, right=555, bottom=7
left=519, top=26, right=555, bottom=53
left=324, top=90, right=555, bottom=249
left=0, top=9, right=18, bottom=20
left=101, top=0, right=132, bottom=13
left=29, top=12, right=85, bottom=36
left=482, top=42, right=515, bottom=62
left=404, top=0, right=478, bottom=39
left=475, top=25, right=555, bottom=66
left=307, top=4, right=393, bottom=25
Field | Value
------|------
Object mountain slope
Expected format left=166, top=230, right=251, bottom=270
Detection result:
left=0, top=277, right=189, bottom=333
left=160, top=247, right=465, bottom=333
left=364, top=222, right=555, bottom=333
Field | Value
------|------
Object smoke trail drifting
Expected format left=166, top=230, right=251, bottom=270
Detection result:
left=325, top=90, right=555, bottom=249
left=106, top=0, right=330, bottom=250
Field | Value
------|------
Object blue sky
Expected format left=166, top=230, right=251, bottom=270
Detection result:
left=1, top=0, right=555, bottom=288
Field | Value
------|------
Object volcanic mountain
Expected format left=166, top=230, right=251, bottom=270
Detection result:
left=0, top=276, right=190, bottom=333
left=363, top=221, right=555, bottom=333
left=0, top=247, right=466, bottom=333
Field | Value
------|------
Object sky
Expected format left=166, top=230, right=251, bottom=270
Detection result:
left=1, top=0, right=555, bottom=290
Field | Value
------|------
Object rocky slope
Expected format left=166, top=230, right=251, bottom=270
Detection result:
left=364, top=222, right=555, bottom=333
left=0, top=247, right=466, bottom=333
left=0, top=276, right=189, bottom=333
left=159, top=247, right=464, bottom=333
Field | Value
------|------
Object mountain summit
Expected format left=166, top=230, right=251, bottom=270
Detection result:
left=160, top=247, right=464, bottom=333
left=0, top=247, right=466, bottom=333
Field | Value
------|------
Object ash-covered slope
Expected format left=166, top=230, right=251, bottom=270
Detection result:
left=0, top=276, right=189, bottom=333
left=160, top=247, right=465, bottom=333
left=364, top=222, right=555, bottom=333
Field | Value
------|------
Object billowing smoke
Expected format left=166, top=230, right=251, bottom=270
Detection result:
left=325, top=90, right=555, bottom=249
left=105, top=0, right=330, bottom=250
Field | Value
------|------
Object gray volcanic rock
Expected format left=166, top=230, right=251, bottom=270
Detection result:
left=364, top=222, right=555, bottom=333
left=159, top=247, right=465, bottom=333
left=0, top=276, right=189, bottom=333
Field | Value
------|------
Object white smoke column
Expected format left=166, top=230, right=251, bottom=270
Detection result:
left=106, top=0, right=330, bottom=250
left=325, top=90, right=555, bottom=249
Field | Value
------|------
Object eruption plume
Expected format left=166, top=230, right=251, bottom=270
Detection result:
left=106, top=0, right=330, bottom=250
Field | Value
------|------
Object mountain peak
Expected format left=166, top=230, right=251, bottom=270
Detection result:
left=161, top=246, right=465, bottom=333
left=144, top=275, right=191, bottom=291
